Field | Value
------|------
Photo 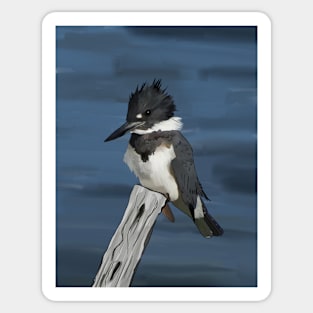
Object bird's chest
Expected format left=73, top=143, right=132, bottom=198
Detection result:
left=123, top=144, right=178, bottom=199
left=124, top=144, right=174, bottom=178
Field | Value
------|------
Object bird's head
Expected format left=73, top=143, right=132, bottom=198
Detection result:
left=104, top=79, right=177, bottom=142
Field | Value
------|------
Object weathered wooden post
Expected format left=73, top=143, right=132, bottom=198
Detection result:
left=92, top=184, right=167, bottom=287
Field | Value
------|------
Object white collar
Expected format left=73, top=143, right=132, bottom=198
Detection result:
left=131, top=117, right=183, bottom=135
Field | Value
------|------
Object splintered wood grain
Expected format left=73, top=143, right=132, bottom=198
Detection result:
left=92, top=185, right=167, bottom=287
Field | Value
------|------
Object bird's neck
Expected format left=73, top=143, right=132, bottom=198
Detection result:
left=131, top=116, right=183, bottom=135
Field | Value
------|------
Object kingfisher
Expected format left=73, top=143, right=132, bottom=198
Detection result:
left=104, top=80, right=223, bottom=238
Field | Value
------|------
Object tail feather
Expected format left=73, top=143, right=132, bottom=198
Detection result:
left=195, top=210, right=224, bottom=238
left=194, top=198, right=224, bottom=238
left=173, top=196, right=224, bottom=238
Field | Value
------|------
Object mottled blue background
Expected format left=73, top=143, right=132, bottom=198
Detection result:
left=56, top=26, right=257, bottom=287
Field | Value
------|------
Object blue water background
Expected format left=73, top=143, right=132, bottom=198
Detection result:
left=56, top=26, right=257, bottom=287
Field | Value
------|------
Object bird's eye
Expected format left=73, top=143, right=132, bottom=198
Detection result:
left=145, top=109, right=151, bottom=115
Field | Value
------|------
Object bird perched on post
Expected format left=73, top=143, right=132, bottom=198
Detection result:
left=105, top=80, right=223, bottom=238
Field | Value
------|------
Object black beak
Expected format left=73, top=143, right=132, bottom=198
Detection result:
left=104, top=121, right=144, bottom=142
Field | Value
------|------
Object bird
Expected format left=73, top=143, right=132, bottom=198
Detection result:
left=104, top=80, right=223, bottom=238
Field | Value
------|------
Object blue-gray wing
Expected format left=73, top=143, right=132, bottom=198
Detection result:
left=170, top=131, right=208, bottom=208
left=170, top=131, right=223, bottom=237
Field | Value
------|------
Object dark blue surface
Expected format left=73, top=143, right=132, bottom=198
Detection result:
left=56, top=26, right=257, bottom=287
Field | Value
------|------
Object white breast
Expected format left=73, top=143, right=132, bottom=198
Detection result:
left=123, top=144, right=179, bottom=201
